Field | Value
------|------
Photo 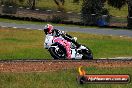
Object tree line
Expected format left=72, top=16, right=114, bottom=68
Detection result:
left=0, top=0, right=132, bottom=27
left=0, top=0, right=66, bottom=10
left=81, top=0, right=132, bottom=27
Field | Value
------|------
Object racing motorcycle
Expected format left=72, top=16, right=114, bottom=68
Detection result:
left=44, top=32, right=93, bottom=60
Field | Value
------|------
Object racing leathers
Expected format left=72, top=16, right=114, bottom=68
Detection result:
left=51, top=29, right=81, bottom=48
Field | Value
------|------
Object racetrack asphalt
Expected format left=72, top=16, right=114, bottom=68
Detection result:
left=0, top=22, right=132, bottom=37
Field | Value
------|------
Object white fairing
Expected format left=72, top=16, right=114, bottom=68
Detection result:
left=71, top=49, right=83, bottom=59
left=71, top=49, right=76, bottom=58
left=44, top=34, right=90, bottom=59
left=75, top=53, right=83, bottom=59
left=44, top=34, right=54, bottom=49
left=78, top=45, right=87, bottom=50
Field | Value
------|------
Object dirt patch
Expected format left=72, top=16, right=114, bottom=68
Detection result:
left=109, top=23, right=127, bottom=27
left=0, top=60, right=132, bottom=72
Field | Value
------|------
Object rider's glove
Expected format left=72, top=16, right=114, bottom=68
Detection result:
left=61, top=31, right=65, bottom=34
left=72, top=37, right=77, bottom=42
left=59, top=30, right=65, bottom=35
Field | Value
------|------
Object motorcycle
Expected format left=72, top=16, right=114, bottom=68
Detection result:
left=44, top=32, right=93, bottom=60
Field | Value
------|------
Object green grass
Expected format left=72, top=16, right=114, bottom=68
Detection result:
left=68, top=32, right=132, bottom=58
left=0, top=27, right=132, bottom=60
left=105, top=3, right=128, bottom=17
left=0, top=67, right=131, bottom=88
left=0, top=18, right=52, bottom=25
left=0, top=17, right=77, bottom=27
left=0, top=18, right=100, bottom=29
left=110, top=17, right=127, bottom=23
left=0, top=28, right=51, bottom=60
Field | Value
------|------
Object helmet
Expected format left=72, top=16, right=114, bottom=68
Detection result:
left=44, top=24, right=54, bottom=34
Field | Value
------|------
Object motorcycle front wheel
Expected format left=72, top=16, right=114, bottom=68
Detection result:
left=48, top=44, right=67, bottom=59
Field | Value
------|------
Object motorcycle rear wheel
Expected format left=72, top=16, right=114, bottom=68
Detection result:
left=81, top=47, right=93, bottom=60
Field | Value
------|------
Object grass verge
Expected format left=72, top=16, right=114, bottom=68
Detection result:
left=0, top=27, right=132, bottom=60
left=0, top=67, right=131, bottom=88
left=0, top=18, right=99, bottom=29
left=0, top=18, right=54, bottom=25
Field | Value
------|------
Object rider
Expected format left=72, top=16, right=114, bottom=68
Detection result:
left=44, top=24, right=81, bottom=49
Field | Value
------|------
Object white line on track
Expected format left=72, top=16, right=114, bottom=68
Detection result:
left=13, top=27, right=17, bottom=29
left=100, top=57, right=132, bottom=60
left=1, top=26, right=7, bottom=27
left=38, top=29, right=42, bottom=30
left=26, top=28, right=31, bottom=29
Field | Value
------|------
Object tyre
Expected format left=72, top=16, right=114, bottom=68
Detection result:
left=82, top=47, right=93, bottom=60
left=48, top=43, right=67, bottom=59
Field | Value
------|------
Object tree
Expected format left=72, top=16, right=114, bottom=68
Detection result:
left=106, top=0, right=132, bottom=28
left=53, top=0, right=65, bottom=11
left=27, top=0, right=36, bottom=10
left=1, top=0, right=24, bottom=14
left=127, top=0, right=132, bottom=28
left=53, top=0, right=80, bottom=11
left=0, top=0, right=4, bottom=5
left=107, top=0, right=127, bottom=9
left=73, top=0, right=79, bottom=4
left=81, top=0, right=108, bottom=25
left=81, top=0, right=132, bottom=28
left=2, top=0, right=24, bottom=6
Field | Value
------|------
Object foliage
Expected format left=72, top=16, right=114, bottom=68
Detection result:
left=106, top=0, right=132, bottom=27
left=27, top=0, right=43, bottom=10
left=53, top=0, right=81, bottom=11
left=72, top=0, right=79, bottom=4
left=107, top=0, right=127, bottom=9
left=81, top=0, right=109, bottom=25
left=1, top=0, right=24, bottom=6
left=53, top=0, right=65, bottom=11
left=51, top=13, right=67, bottom=23
left=1, top=0, right=38, bottom=10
